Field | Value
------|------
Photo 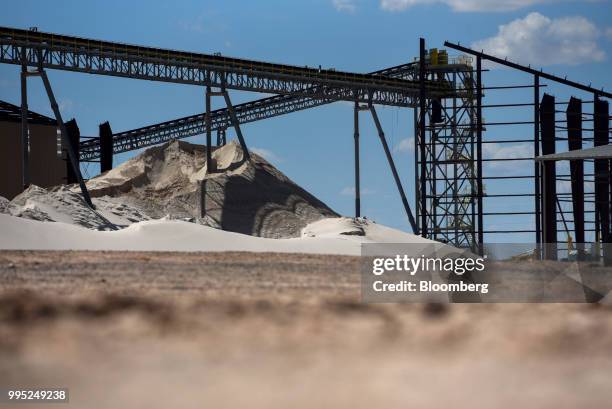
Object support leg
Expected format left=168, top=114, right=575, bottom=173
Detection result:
left=39, top=69, right=94, bottom=209
left=222, top=87, right=251, bottom=161
left=20, top=57, right=30, bottom=190
left=353, top=101, right=360, bottom=218
left=369, top=104, right=418, bottom=234
left=418, top=38, right=427, bottom=238
left=476, top=56, right=484, bottom=253
left=206, top=86, right=212, bottom=170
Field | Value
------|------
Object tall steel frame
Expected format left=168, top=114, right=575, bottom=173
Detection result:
left=415, top=39, right=479, bottom=248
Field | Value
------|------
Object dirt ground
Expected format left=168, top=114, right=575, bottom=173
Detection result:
left=1, top=251, right=611, bottom=408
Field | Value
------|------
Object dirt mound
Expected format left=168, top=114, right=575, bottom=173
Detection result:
left=87, top=140, right=337, bottom=238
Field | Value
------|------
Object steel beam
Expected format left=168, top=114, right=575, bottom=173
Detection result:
left=353, top=100, right=360, bottom=218
left=99, top=121, right=113, bottom=172
left=444, top=42, right=612, bottom=99
left=534, top=74, right=541, bottom=254
left=419, top=38, right=427, bottom=238
left=594, top=96, right=610, bottom=265
left=20, top=51, right=29, bottom=189
left=222, top=87, right=251, bottom=161
left=476, top=55, right=483, bottom=253
left=206, top=86, right=212, bottom=169
left=566, top=97, right=584, bottom=251
left=540, top=94, right=557, bottom=259
left=38, top=68, right=94, bottom=209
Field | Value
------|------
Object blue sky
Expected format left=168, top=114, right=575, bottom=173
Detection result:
left=1, top=0, right=611, bottom=242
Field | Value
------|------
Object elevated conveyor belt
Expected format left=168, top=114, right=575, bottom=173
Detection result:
left=0, top=26, right=455, bottom=108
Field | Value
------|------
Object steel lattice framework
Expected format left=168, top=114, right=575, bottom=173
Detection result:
left=78, top=62, right=421, bottom=161
left=0, top=26, right=454, bottom=109
left=416, top=64, right=479, bottom=248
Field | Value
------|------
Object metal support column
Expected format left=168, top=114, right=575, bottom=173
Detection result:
left=475, top=56, right=484, bottom=253
left=534, top=74, right=541, bottom=253
left=65, top=119, right=80, bottom=184
left=99, top=121, right=113, bottom=173
left=20, top=51, right=30, bottom=190
left=39, top=68, right=94, bottom=209
left=353, top=101, right=361, bottom=218
left=566, top=97, right=584, bottom=256
left=540, top=93, right=557, bottom=259
left=418, top=38, right=427, bottom=237
left=205, top=85, right=212, bottom=170
left=369, top=104, right=418, bottom=233
left=594, top=96, right=610, bottom=265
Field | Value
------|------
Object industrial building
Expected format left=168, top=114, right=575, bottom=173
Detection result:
left=0, top=100, right=68, bottom=200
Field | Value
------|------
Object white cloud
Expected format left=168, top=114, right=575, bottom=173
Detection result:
left=483, top=142, right=532, bottom=169
left=394, top=137, right=414, bottom=153
left=251, top=147, right=282, bottom=163
left=380, top=0, right=565, bottom=12
left=333, top=0, right=357, bottom=12
left=340, top=186, right=375, bottom=196
left=472, top=12, right=605, bottom=66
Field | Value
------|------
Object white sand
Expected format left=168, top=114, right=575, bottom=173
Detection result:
left=0, top=214, right=437, bottom=256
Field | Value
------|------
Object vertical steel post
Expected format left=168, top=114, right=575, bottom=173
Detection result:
left=476, top=56, right=484, bottom=253
left=205, top=85, right=212, bottom=169
left=99, top=121, right=114, bottom=173
left=593, top=96, right=610, bottom=265
left=566, top=97, right=584, bottom=257
left=413, top=108, right=420, bottom=235
left=369, top=104, right=418, bottom=233
left=20, top=50, right=30, bottom=190
left=419, top=38, right=427, bottom=237
left=540, top=94, right=557, bottom=259
left=534, top=74, right=541, bottom=254
left=353, top=100, right=361, bottom=218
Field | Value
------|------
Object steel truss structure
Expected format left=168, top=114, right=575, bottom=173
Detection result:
left=79, top=62, right=421, bottom=161
left=0, top=26, right=455, bottom=108
left=415, top=40, right=478, bottom=248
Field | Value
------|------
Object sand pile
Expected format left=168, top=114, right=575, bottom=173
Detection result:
left=1, top=185, right=150, bottom=230
left=87, top=140, right=337, bottom=238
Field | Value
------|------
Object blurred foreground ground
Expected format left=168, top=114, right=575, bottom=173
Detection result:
left=1, top=251, right=611, bottom=408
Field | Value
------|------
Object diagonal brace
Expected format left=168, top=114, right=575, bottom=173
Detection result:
left=221, top=86, right=251, bottom=161
left=39, top=69, right=95, bottom=210
left=369, top=104, right=418, bottom=234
